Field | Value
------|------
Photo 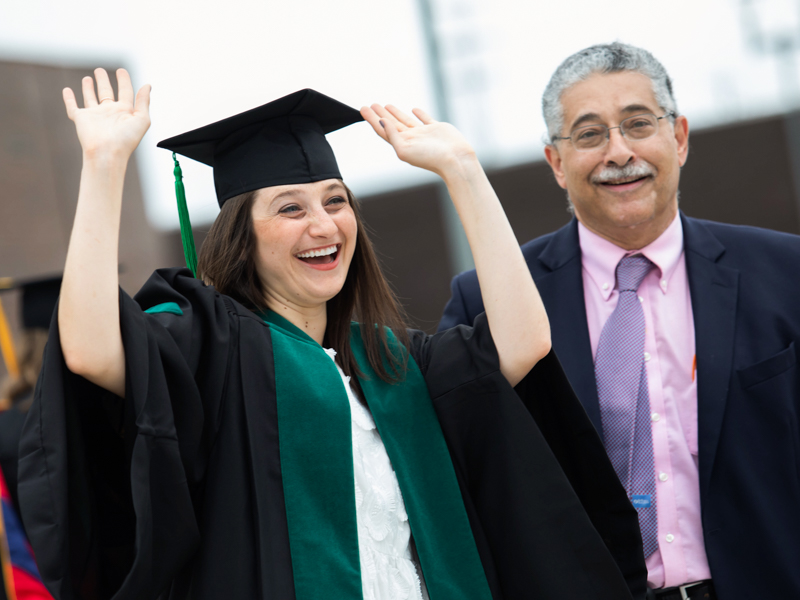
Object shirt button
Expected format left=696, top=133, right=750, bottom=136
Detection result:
left=602, top=282, right=610, bottom=291
left=638, top=295, right=643, bottom=303
left=644, top=352, right=651, bottom=361
left=659, top=472, right=668, bottom=482
left=661, top=280, right=668, bottom=291
left=651, top=412, right=661, bottom=422
left=665, top=534, right=675, bottom=543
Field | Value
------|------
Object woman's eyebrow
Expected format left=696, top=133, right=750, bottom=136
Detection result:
left=271, top=189, right=302, bottom=202
left=267, top=183, right=346, bottom=207
left=325, top=182, right=347, bottom=194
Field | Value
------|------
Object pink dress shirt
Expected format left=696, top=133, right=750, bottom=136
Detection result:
left=578, top=214, right=712, bottom=588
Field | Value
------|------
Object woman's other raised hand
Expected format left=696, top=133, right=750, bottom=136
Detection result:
left=360, top=104, right=475, bottom=179
left=361, top=102, right=551, bottom=387
left=63, top=68, right=151, bottom=161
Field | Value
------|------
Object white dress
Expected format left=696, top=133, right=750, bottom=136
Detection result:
left=324, top=348, right=428, bottom=600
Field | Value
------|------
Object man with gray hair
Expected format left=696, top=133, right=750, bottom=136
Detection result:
left=440, top=42, right=800, bottom=600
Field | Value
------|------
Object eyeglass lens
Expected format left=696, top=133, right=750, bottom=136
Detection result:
left=570, top=114, right=660, bottom=150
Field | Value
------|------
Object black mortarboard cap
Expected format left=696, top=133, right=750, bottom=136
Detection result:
left=157, top=89, right=363, bottom=207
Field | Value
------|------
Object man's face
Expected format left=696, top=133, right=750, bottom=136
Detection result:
left=544, top=71, right=689, bottom=248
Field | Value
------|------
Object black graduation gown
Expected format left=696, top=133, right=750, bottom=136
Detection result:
left=0, top=402, right=26, bottom=600
left=0, top=400, right=27, bottom=516
left=18, top=268, right=646, bottom=600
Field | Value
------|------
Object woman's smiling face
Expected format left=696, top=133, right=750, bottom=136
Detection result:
left=251, top=179, right=357, bottom=312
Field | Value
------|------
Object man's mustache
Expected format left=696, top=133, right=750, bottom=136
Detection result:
left=591, top=161, right=657, bottom=184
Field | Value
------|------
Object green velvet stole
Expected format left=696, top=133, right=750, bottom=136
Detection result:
left=261, top=310, right=492, bottom=600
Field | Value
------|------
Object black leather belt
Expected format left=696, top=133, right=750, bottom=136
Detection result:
left=646, top=579, right=715, bottom=600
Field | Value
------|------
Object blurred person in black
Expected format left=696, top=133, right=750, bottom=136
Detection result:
left=0, top=277, right=57, bottom=599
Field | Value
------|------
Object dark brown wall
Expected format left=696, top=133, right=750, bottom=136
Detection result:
left=358, top=184, right=452, bottom=330
left=679, top=114, right=800, bottom=233
left=487, top=161, right=573, bottom=245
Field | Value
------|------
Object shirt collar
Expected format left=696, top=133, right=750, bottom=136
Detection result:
left=578, top=212, right=684, bottom=300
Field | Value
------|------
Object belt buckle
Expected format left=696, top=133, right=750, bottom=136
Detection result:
left=679, top=581, right=702, bottom=600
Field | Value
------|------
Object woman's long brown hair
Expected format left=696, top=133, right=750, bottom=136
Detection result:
left=197, top=184, right=409, bottom=383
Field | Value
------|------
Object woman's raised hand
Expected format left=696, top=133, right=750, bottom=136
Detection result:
left=360, top=104, right=475, bottom=178
left=63, top=68, right=151, bottom=161
left=364, top=102, right=550, bottom=386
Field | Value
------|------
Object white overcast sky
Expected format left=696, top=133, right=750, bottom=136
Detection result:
left=3, top=0, right=800, bottom=229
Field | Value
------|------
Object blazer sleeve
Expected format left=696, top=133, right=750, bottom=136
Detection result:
left=18, top=268, right=237, bottom=600
left=410, top=314, right=647, bottom=600
left=437, top=271, right=481, bottom=332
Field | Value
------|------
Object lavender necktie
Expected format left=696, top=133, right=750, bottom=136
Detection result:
left=595, top=255, right=658, bottom=558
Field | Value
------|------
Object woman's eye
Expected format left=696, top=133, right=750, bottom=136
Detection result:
left=326, top=196, right=346, bottom=207
left=279, top=204, right=302, bottom=215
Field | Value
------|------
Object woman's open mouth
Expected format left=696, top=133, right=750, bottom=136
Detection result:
left=295, top=244, right=340, bottom=268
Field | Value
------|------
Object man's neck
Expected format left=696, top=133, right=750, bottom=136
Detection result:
left=576, top=207, right=678, bottom=251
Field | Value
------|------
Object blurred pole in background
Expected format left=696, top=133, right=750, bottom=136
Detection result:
left=741, top=0, right=800, bottom=106
left=417, top=0, right=475, bottom=276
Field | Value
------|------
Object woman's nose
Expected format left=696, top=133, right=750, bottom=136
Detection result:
left=307, top=207, right=338, bottom=237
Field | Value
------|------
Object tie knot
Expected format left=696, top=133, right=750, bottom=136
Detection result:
left=616, top=255, right=654, bottom=293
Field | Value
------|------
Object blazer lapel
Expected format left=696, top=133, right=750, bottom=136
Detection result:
left=534, top=219, right=602, bottom=432
left=681, top=214, right=739, bottom=498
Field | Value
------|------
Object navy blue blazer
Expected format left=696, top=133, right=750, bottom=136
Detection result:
left=439, top=213, right=800, bottom=599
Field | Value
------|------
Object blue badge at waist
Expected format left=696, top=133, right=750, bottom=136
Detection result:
left=631, top=495, right=652, bottom=508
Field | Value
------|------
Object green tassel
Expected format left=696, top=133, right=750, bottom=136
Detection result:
left=172, top=153, right=198, bottom=277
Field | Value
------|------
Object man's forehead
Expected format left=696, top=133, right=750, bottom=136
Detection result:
left=560, top=71, right=660, bottom=130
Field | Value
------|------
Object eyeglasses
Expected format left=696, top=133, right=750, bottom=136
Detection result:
left=553, top=111, right=675, bottom=151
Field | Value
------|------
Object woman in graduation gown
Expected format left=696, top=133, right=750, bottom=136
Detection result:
left=18, top=69, right=647, bottom=600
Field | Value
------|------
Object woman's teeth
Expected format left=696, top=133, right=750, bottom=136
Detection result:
left=296, top=245, right=337, bottom=259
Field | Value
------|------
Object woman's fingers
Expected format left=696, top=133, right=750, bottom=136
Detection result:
left=380, top=116, right=401, bottom=146
left=81, top=76, right=98, bottom=108
left=134, top=84, right=152, bottom=119
left=369, top=103, right=392, bottom=120
left=116, top=68, right=134, bottom=106
left=385, top=104, right=416, bottom=128
left=63, top=87, right=78, bottom=120
left=362, top=103, right=439, bottom=155
left=412, top=108, right=436, bottom=125
left=360, top=105, right=389, bottom=141
left=369, top=103, right=407, bottom=132
left=94, top=68, right=115, bottom=104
